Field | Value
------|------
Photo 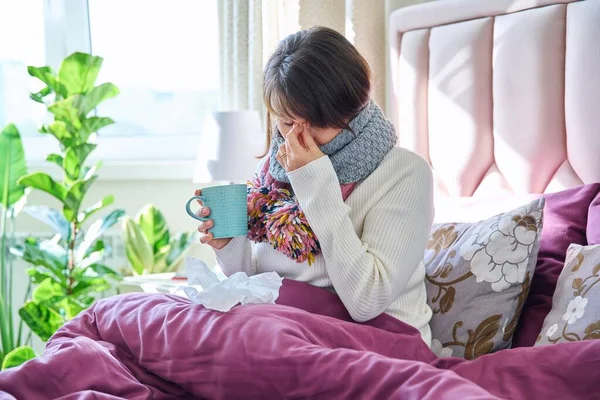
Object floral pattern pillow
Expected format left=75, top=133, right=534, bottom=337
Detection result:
left=425, top=198, right=545, bottom=359
left=536, top=244, right=600, bottom=345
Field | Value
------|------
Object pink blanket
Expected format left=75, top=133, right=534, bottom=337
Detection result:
left=0, top=280, right=598, bottom=399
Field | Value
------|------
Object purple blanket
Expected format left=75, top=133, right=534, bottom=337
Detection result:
left=1, top=280, right=599, bottom=399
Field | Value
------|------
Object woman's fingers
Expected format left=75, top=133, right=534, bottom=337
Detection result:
left=285, top=124, right=304, bottom=154
left=284, top=140, right=293, bottom=163
left=199, top=231, right=214, bottom=244
left=285, top=123, right=300, bottom=139
left=194, top=189, right=210, bottom=215
left=299, top=125, right=317, bottom=149
left=193, top=189, right=227, bottom=248
left=197, top=217, right=218, bottom=244
left=285, top=125, right=318, bottom=154
left=194, top=199, right=211, bottom=217
left=197, top=219, right=214, bottom=234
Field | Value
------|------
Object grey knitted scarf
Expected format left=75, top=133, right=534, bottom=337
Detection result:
left=269, top=100, right=397, bottom=184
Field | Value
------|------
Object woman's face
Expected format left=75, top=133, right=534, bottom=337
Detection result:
left=276, top=117, right=342, bottom=146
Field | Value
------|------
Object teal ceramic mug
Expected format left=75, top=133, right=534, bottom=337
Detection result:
left=185, top=184, right=248, bottom=239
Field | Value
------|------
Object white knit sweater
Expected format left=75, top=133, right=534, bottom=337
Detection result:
left=215, top=147, right=434, bottom=345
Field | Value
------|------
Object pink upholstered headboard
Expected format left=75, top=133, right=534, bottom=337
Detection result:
left=388, top=0, right=600, bottom=203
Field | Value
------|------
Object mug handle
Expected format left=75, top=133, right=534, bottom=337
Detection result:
left=185, top=196, right=208, bottom=221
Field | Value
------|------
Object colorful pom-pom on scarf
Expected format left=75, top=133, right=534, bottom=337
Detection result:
left=247, top=157, right=355, bottom=266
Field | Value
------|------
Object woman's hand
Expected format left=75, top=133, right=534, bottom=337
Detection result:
left=195, top=189, right=232, bottom=250
left=276, top=123, right=325, bottom=172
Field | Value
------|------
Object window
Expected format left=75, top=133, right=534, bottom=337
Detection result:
left=2, top=0, right=221, bottom=180
left=88, top=0, right=220, bottom=137
left=0, top=0, right=47, bottom=136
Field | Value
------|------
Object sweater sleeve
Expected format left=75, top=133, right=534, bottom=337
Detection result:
left=287, top=154, right=434, bottom=322
left=213, top=236, right=257, bottom=277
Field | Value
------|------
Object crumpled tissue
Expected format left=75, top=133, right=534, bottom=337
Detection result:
left=179, top=257, right=284, bottom=312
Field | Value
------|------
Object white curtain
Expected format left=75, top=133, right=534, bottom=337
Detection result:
left=219, top=0, right=388, bottom=115
left=219, top=0, right=300, bottom=113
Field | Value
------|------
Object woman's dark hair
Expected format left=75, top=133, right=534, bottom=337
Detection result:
left=261, top=26, right=371, bottom=155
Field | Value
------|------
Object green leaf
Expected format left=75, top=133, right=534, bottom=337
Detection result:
left=82, top=209, right=124, bottom=247
left=43, top=121, right=73, bottom=147
left=72, top=83, right=120, bottom=116
left=32, top=278, right=65, bottom=305
left=85, top=263, right=121, bottom=279
left=18, top=172, right=68, bottom=204
left=77, top=194, right=114, bottom=224
left=53, top=296, right=88, bottom=320
left=77, top=296, right=95, bottom=306
left=48, top=121, right=70, bottom=139
left=48, top=98, right=82, bottom=130
left=81, top=116, right=114, bottom=138
left=46, top=153, right=64, bottom=168
left=76, top=209, right=125, bottom=259
left=136, top=204, right=170, bottom=257
left=18, top=301, right=65, bottom=342
left=154, top=244, right=171, bottom=270
left=63, top=148, right=80, bottom=181
left=67, top=301, right=87, bottom=319
left=0, top=124, right=28, bottom=208
left=63, top=144, right=96, bottom=180
left=84, top=239, right=105, bottom=257
left=30, top=86, right=52, bottom=104
left=1, top=346, right=36, bottom=370
left=122, top=216, right=154, bottom=275
left=72, top=143, right=96, bottom=165
left=27, top=66, right=67, bottom=98
left=70, top=276, right=110, bottom=298
left=78, top=240, right=106, bottom=267
left=27, top=65, right=52, bottom=81
left=78, top=117, right=115, bottom=144
left=26, top=267, right=58, bottom=284
left=23, top=206, right=71, bottom=240
left=62, top=174, right=98, bottom=221
left=18, top=238, right=67, bottom=285
left=58, top=52, right=103, bottom=96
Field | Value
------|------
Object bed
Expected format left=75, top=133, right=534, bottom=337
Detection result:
left=1, top=0, right=600, bottom=399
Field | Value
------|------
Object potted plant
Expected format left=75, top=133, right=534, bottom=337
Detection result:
left=12, top=52, right=124, bottom=345
left=0, top=124, right=36, bottom=370
left=122, top=204, right=197, bottom=276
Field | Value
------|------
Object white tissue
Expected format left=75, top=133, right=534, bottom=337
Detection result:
left=179, top=256, right=284, bottom=312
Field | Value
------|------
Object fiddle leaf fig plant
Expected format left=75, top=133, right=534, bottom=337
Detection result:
left=122, top=204, right=197, bottom=275
left=12, top=52, right=124, bottom=343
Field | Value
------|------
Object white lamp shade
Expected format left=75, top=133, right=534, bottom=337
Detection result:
left=193, top=111, right=264, bottom=183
